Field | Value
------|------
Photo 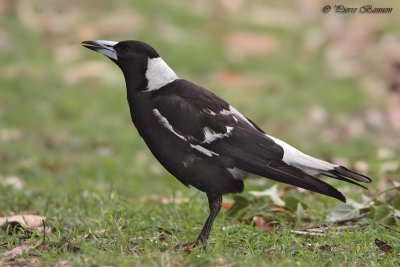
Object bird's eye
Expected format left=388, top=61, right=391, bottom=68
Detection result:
left=119, top=46, right=134, bottom=56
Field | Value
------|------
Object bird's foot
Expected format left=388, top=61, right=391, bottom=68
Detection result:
left=174, top=241, right=197, bottom=254
left=174, top=240, right=207, bottom=254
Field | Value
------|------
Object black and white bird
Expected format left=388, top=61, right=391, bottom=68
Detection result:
left=82, top=40, right=371, bottom=245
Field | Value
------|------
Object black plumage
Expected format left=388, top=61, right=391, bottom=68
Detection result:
left=82, top=40, right=372, bottom=245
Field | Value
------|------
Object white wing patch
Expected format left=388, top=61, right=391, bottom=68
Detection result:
left=203, top=109, right=216, bottom=115
left=203, top=126, right=233, bottom=143
left=190, top=144, right=219, bottom=157
left=153, top=109, right=221, bottom=157
left=266, top=134, right=337, bottom=174
left=220, top=105, right=254, bottom=125
left=146, top=57, right=178, bottom=91
left=153, top=109, right=186, bottom=140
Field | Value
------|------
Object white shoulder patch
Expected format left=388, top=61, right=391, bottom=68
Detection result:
left=146, top=57, right=178, bottom=91
left=153, top=109, right=186, bottom=140
left=203, top=126, right=234, bottom=143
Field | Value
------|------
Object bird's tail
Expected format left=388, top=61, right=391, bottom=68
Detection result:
left=236, top=160, right=347, bottom=202
left=321, top=166, right=372, bottom=189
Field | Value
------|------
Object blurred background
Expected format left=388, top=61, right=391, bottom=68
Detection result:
left=1, top=0, right=399, bottom=202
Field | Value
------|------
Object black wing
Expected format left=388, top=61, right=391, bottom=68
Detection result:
left=150, top=80, right=348, bottom=201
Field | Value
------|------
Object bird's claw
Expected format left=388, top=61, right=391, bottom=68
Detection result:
left=174, top=240, right=205, bottom=254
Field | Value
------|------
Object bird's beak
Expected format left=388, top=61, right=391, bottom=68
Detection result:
left=81, top=40, right=118, bottom=60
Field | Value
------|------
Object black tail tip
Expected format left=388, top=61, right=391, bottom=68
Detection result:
left=334, top=166, right=372, bottom=183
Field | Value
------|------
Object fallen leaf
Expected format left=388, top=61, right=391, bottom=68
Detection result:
left=375, top=238, right=393, bottom=254
left=370, top=205, right=396, bottom=226
left=183, top=246, right=193, bottom=255
left=249, top=185, right=285, bottom=206
left=222, top=199, right=235, bottom=211
left=253, top=216, right=278, bottom=232
left=0, top=215, right=48, bottom=232
left=174, top=242, right=196, bottom=254
left=0, top=240, right=32, bottom=259
left=328, top=204, right=360, bottom=222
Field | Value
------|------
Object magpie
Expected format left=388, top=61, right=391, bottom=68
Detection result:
left=82, top=40, right=372, bottom=245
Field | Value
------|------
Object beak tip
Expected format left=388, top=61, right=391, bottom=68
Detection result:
left=81, top=40, right=95, bottom=48
left=81, top=40, right=118, bottom=60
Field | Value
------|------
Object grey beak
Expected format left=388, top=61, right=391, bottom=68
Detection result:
left=82, top=40, right=118, bottom=60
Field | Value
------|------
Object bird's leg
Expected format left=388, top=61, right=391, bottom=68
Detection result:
left=195, top=192, right=222, bottom=245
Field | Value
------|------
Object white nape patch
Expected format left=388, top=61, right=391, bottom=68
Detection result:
left=153, top=109, right=186, bottom=140
left=266, top=134, right=337, bottom=173
left=227, top=167, right=249, bottom=180
left=190, top=144, right=219, bottom=157
left=203, top=126, right=234, bottom=143
left=145, top=57, right=178, bottom=91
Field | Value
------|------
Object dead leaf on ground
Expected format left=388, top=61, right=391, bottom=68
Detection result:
left=0, top=215, right=48, bottom=232
left=174, top=241, right=197, bottom=255
left=222, top=199, right=235, bottom=211
left=249, top=185, right=285, bottom=206
left=253, top=216, right=279, bottom=232
left=0, top=240, right=32, bottom=259
left=375, top=238, right=393, bottom=254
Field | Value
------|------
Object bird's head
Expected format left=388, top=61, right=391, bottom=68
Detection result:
left=81, top=40, right=177, bottom=92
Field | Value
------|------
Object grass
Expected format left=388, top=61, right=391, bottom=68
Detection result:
left=1, top=0, right=399, bottom=266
